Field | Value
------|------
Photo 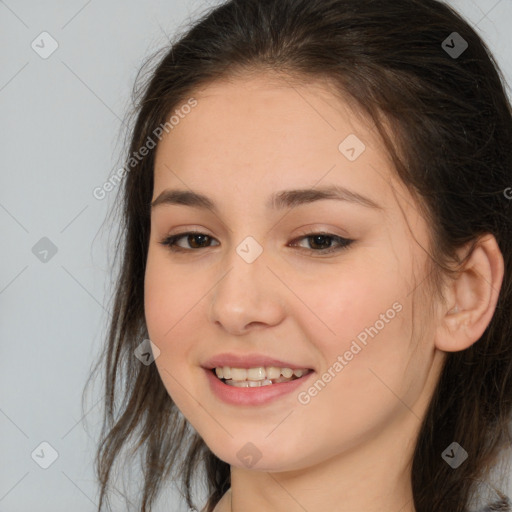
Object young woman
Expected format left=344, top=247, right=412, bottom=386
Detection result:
left=88, top=1, right=512, bottom=511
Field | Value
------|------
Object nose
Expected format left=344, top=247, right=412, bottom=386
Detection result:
left=208, top=242, right=286, bottom=335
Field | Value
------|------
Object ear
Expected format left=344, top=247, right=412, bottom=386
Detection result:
left=434, top=234, right=504, bottom=352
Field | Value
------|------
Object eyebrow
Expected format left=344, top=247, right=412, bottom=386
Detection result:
left=150, top=185, right=383, bottom=212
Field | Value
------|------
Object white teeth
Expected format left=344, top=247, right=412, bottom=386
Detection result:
left=228, top=380, right=250, bottom=388
left=266, top=366, right=281, bottom=379
left=213, top=365, right=310, bottom=383
left=227, top=379, right=273, bottom=388
left=247, top=367, right=266, bottom=380
left=230, top=368, right=247, bottom=380
left=281, top=368, right=293, bottom=378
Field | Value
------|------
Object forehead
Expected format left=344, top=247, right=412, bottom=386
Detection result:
left=159, top=72, right=376, bottom=153
left=152, top=72, right=411, bottom=218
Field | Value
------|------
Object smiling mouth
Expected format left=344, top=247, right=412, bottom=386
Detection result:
left=211, top=366, right=313, bottom=387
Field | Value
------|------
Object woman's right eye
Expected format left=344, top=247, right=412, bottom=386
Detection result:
left=159, top=231, right=219, bottom=252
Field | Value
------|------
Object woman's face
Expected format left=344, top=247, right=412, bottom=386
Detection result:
left=144, top=73, right=445, bottom=472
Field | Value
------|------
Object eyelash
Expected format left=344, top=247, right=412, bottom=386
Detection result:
left=159, top=230, right=355, bottom=255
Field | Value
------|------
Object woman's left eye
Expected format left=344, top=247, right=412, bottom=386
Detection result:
left=290, top=232, right=354, bottom=254
left=159, top=231, right=354, bottom=255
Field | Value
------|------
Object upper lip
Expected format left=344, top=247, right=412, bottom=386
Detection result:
left=203, top=353, right=313, bottom=370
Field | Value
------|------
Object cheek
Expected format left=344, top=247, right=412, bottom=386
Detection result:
left=300, top=253, right=417, bottom=402
left=290, top=299, right=415, bottom=463
left=144, top=250, right=196, bottom=339
left=144, top=250, right=211, bottom=418
left=304, top=251, right=407, bottom=351
left=144, top=255, right=188, bottom=380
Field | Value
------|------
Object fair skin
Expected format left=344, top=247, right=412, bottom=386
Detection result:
left=144, top=72, right=504, bottom=512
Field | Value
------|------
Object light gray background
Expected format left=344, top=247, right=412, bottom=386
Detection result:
left=1, top=1, right=511, bottom=511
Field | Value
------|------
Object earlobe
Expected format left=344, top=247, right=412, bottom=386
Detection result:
left=434, top=234, right=504, bottom=353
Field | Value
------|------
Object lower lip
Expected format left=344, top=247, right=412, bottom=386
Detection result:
left=204, top=368, right=314, bottom=406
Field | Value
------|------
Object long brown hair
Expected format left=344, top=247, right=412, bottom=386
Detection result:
left=85, top=1, right=512, bottom=510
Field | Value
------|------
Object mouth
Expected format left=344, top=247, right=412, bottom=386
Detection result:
left=211, top=366, right=313, bottom=388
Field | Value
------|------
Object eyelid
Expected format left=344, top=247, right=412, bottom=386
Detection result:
left=289, top=230, right=354, bottom=255
left=161, top=229, right=219, bottom=250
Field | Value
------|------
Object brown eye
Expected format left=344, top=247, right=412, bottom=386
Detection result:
left=306, top=234, right=335, bottom=250
left=184, top=233, right=212, bottom=249
left=160, top=232, right=219, bottom=252
left=289, top=232, right=354, bottom=254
